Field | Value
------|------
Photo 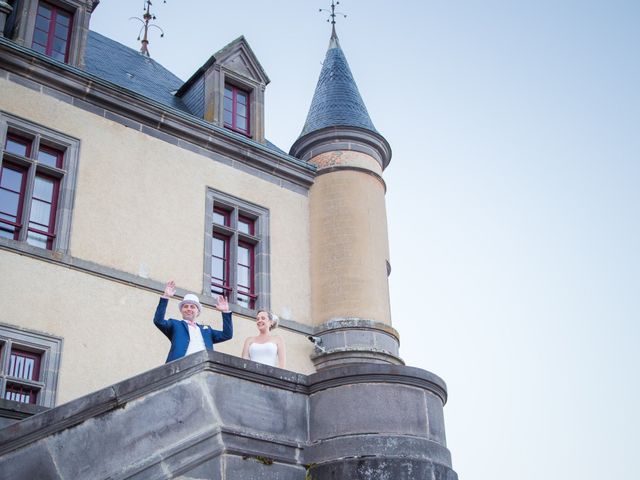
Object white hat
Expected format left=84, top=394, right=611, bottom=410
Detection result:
left=178, top=294, right=202, bottom=316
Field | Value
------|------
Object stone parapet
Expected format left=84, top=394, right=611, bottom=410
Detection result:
left=0, top=352, right=457, bottom=479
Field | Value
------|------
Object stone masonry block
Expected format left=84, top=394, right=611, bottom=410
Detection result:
left=309, top=383, right=427, bottom=442
left=309, top=457, right=458, bottom=480
left=48, top=377, right=219, bottom=479
left=223, top=454, right=305, bottom=480
left=426, top=391, right=447, bottom=445
left=305, top=434, right=452, bottom=467
left=0, top=439, right=59, bottom=480
left=205, top=373, right=307, bottom=442
left=177, top=456, right=222, bottom=479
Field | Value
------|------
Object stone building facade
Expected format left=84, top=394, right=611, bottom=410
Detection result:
left=0, top=1, right=458, bottom=478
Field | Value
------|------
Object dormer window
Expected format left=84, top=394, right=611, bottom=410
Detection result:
left=31, top=1, right=73, bottom=62
left=175, top=37, right=269, bottom=142
left=6, top=0, right=97, bottom=68
left=223, top=84, right=250, bottom=136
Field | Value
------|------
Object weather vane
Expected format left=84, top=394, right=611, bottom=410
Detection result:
left=319, top=1, right=347, bottom=31
left=130, top=0, right=166, bottom=57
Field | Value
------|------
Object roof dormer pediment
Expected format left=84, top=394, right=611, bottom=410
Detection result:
left=177, top=36, right=269, bottom=98
left=215, top=36, right=270, bottom=86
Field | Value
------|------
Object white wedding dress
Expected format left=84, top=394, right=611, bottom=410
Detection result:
left=248, top=342, right=278, bottom=367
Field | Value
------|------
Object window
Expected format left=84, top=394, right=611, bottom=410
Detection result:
left=205, top=189, right=269, bottom=312
left=0, top=113, right=80, bottom=252
left=5, top=349, right=41, bottom=404
left=0, top=324, right=62, bottom=407
left=31, top=1, right=73, bottom=62
left=223, top=84, right=250, bottom=135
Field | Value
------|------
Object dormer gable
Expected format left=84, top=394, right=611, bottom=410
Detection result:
left=176, top=36, right=269, bottom=144
left=2, top=0, right=99, bottom=68
left=215, top=35, right=269, bottom=85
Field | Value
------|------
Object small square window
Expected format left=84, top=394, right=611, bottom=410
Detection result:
left=8, top=348, right=41, bottom=381
left=4, top=135, right=31, bottom=157
left=5, top=383, right=39, bottom=404
left=238, top=215, right=255, bottom=235
left=213, top=207, right=230, bottom=227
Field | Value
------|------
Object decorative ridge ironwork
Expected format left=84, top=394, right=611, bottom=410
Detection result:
left=319, top=0, right=347, bottom=38
left=130, top=0, right=166, bottom=57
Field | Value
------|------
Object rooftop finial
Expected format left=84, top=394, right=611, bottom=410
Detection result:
left=130, top=0, right=166, bottom=57
left=319, top=1, right=347, bottom=38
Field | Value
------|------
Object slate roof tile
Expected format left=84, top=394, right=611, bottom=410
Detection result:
left=84, top=31, right=188, bottom=112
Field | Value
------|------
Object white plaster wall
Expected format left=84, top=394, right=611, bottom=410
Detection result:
left=0, top=250, right=315, bottom=404
left=0, top=79, right=316, bottom=403
left=0, top=78, right=311, bottom=325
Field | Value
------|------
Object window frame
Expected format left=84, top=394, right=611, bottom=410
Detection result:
left=0, top=112, right=80, bottom=253
left=204, top=189, right=270, bottom=314
left=223, top=83, right=251, bottom=136
left=211, top=231, right=231, bottom=298
left=0, top=323, right=63, bottom=408
left=31, top=0, right=74, bottom=63
left=236, top=239, right=256, bottom=309
left=0, top=160, right=29, bottom=241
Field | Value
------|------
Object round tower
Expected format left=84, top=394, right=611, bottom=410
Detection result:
left=290, top=29, right=401, bottom=369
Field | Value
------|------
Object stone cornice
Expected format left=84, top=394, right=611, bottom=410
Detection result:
left=290, top=125, right=392, bottom=170
left=0, top=37, right=315, bottom=192
left=315, top=317, right=400, bottom=340
left=307, top=363, right=448, bottom=403
left=315, top=165, right=387, bottom=192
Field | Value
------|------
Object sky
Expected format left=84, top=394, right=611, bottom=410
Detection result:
left=90, top=1, right=640, bottom=479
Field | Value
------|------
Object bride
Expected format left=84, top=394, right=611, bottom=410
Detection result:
left=242, top=310, right=286, bottom=368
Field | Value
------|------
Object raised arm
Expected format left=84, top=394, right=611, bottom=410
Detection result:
left=153, top=281, right=176, bottom=337
left=211, top=295, right=233, bottom=343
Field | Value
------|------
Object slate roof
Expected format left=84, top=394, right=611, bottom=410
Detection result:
left=298, top=32, right=378, bottom=139
left=84, top=31, right=188, bottom=113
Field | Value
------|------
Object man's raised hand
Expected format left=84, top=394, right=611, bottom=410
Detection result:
left=214, top=295, right=230, bottom=313
left=163, top=280, right=176, bottom=299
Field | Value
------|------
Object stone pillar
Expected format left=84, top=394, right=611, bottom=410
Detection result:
left=291, top=127, right=400, bottom=369
left=0, top=1, right=13, bottom=37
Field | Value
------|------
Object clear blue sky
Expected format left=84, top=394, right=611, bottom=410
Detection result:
left=91, top=1, right=640, bottom=478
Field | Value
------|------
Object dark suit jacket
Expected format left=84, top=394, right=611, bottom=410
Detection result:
left=153, top=297, right=233, bottom=363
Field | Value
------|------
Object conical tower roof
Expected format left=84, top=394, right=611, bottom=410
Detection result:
left=290, top=27, right=391, bottom=169
left=297, top=30, right=378, bottom=138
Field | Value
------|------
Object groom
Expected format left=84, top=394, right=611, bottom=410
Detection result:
left=153, top=280, right=233, bottom=363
